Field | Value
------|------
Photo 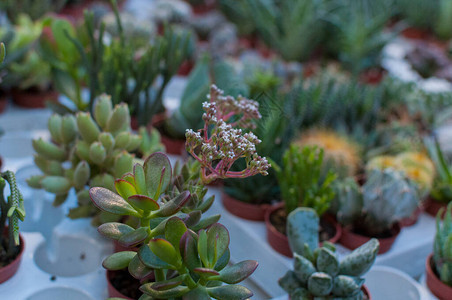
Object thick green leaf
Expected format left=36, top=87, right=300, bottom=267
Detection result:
left=115, top=179, right=137, bottom=201
left=102, top=251, right=136, bottom=270
left=184, top=210, right=202, bottom=228
left=165, top=217, right=188, bottom=253
left=98, top=222, right=134, bottom=240
left=339, top=238, right=379, bottom=277
left=198, top=230, right=209, bottom=268
left=207, top=285, right=253, bottom=300
left=182, top=286, right=210, bottom=300
left=217, top=260, right=258, bottom=284
left=149, top=276, right=184, bottom=291
left=180, top=231, right=201, bottom=271
left=191, top=214, right=221, bottom=231
left=214, top=249, right=230, bottom=271
left=149, top=238, right=180, bottom=267
left=143, top=152, right=172, bottom=198
left=128, top=195, right=159, bottom=212
left=207, top=223, right=230, bottom=267
left=140, top=285, right=189, bottom=298
left=193, top=268, right=219, bottom=276
left=89, top=187, right=139, bottom=216
left=133, top=163, right=147, bottom=195
left=128, top=253, right=154, bottom=280
left=155, top=191, right=190, bottom=217
left=138, top=244, right=172, bottom=269
left=316, top=248, right=339, bottom=276
left=118, top=227, right=149, bottom=247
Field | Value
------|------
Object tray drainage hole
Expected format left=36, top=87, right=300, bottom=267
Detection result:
left=34, top=235, right=103, bottom=277
left=26, top=287, right=94, bottom=300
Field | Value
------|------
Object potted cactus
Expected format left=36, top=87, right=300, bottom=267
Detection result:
left=425, top=203, right=452, bottom=300
left=267, top=145, right=339, bottom=257
left=0, top=171, right=26, bottom=284
left=27, top=94, right=162, bottom=224
left=279, top=207, right=378, bottom=299
left=332, top=168, right=419, bottom=254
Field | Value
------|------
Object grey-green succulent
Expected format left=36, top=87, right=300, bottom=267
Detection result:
left=280, top=207, right=379, bottom=299
left=433, top=202, right=452, bottom=287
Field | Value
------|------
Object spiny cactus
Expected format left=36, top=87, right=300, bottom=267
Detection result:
left=0, top=171, right=25, bottom=259
left=27, top=95, right=142, bottom=221
left=280, top=207, right=379, bottom=299
left=433, top=203, right=452, bottom=287
left=295, top=129, right=361, bottom=178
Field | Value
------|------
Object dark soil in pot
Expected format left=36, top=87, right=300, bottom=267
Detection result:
left=0, top=230, right=25, bottom=284
left=0, top=237, right=21, bottom=268
left=107, top=269, right=141, bottom=300
left=270, top=207, right=336, bottom=242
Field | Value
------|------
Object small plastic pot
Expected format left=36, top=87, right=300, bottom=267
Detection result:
left=425, top=196, right=448, bottom=219
left=11, top=89, right=58, bottom=108
left=265, top=203, right=342, bottom=258
left=426, top=254, right=452, bottom=300
left=221, top=192, right=270, bottom=221
left=339, top=223, right=401, bottom=254
left=106, top=270, right=133, bottom=300
left=0, top=233, right=25, bottom=284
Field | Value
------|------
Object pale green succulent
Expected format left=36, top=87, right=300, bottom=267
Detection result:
left=433, top=203, right=452, bottom=287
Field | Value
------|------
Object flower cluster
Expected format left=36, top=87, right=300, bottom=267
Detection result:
left=186, top=85, right=270, bottom=184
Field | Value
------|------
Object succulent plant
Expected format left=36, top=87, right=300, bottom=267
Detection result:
left=396, top=0, right=439, bottom=30
left=27, top=95, right=143, bottom=222
left=273, top=145, right=337, bottom=216
left=0, top=0, right=67, bottom=23
left=434, top=0, right=452, bottom=40
left=218, top=0, right=255, bottom=36
left=90, top=152, right=257, bottom=299
left=433, top=202, right=452, bottom=286
left=280, top=207, right=379, bottom=299
left=295, top=129, right=361, bottom=178
left=333, top=169, right=420, bottom=236
left=185, top=85, right=270, bottom=185
left=0, top=171, right=25, bottom=261
left=426, top=137, right=452, bottom=203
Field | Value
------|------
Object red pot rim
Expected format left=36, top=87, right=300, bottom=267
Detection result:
left=0, top=232, right=25, bottom=284
left=264, top=203, right=342, bottom=257
left=340, top=223, right=401, bottom=254
left=425, top=196, right=448, bottom=219
left=11, top=89, right=58, bottom=109
left=106, top=270, right=134, bottom=300
left=426, top=254, right=452, bottom=300
left=221, top=192, right=270, bottom=221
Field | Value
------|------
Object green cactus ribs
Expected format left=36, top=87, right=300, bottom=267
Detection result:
left=280, top=208, right=379, bottom=299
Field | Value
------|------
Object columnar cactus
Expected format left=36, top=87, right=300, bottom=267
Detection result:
left=27, top=95, right=142, bottom=221
left=433, top=203, right=452, bottom=287
left=90, top=152, right=257, bottom=299
left=280, top=208, right=379, bottom=299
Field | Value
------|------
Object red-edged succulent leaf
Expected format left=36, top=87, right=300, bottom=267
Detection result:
left=165, top=217, right=187, bottom=253
left=138, top=244, right=172, bottom=269
left=207, top=285, right=253, bottom=300
left=155, top=191, right=190, bottom=217
left=183, top=211, right=202, bottom=228
left=128, top=195, right=159, bottom=212
left=149, top=238, right=180, bottom=267
left=121, top=172, right=135, bottom=185
left=118, top=227, right=148, bottom=247
left=206, top=223, right=230, bottom=267
left=180, top=231, right=201, bottom=271
left=191, top=214, right=221, bottom=231
left=197, top=230, right=209, bottom=268
left=143, top=152, right=172, bottom=199
left=218, top=260, right=258, bottom=284
left=140, top=285, right=189, bottom=298
left=98, top=222, right=134, bottom=240
left=149, top=276, right=184, bottom=291
left=182, top=286, right=210, bottom=300
left=193, top=268, right=220, bottom=276
left=133, top=163, right=147, bottom=195
left=102, top=251, right=136, bottom=270
left=214, top=248, right=230, bottom=271
left=197, top=195, right=215, bottom=213
left=115, top=179, right=137, bottom=200
left=128, top=253, right=154, bottom=280
left=89, top=187, right=139, bottom=216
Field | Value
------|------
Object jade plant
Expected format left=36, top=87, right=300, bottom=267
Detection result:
left=0, top=171, right=25, bottom=263
left=433, top=202, right=452, bottom=287
left=273, top=145, right=337, bottom=216
left=90, top=152, right=258, bottom=299
left=185, top=84, right=270, bottom=185
left=280, top=207, right=379, bottom=299
left=332, top=168, right=419, bottom=236
left=27, top=94, right=152, bottom=223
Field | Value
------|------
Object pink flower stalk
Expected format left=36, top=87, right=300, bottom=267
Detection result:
left=186, top=85, right=271, bottom=185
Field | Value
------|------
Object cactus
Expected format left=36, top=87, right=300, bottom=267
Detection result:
left=91, top=152, right=257, bottom=299
left=426, top=137, right=452, bottom=203
left=279, top=207, right=379, bottom=299
left=0, top=171, right=25, bottom=260
left=273, top=145, right=337, bottom=216
left=433, top=203, right=452, bottom=286
left=295, top=129, right=361, bottom=178
left=28, top=95, right=144, bottom=221
left=330, top=178, right=363, bottom=227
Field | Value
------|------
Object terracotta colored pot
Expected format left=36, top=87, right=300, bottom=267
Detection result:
left=11, top=89, right=58, bottom=109
left=400, top=204, right=424, bottom=227
left=0, top=233, right=25, bottom=284
left=106, top=270, right=133, bottom=300
left=426, top=254, right=452, bottom=300
left=402, top=27, right=431, bottom=40
left=221, top=192, right=270, bottom=221
left=425, top=196, right=448, bottom=219
left=0, top=96, right=7, bottom=114
left=265, top=203, right=342, bottom=258
left=160, top=134, right=186, bottom=155
left=339, top=223, right=401, bottom=254
left=191, top=1, right=217, bottom=15
left=360, top=68, right=386, bottom=85
left=178, top=60, right=194, bottom=76
left=0, top=156, right=3, bottom=171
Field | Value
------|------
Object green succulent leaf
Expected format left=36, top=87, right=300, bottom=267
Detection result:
left=317, top=247, right=339, bottom=276
left=180, top=231, right=202, bottom=271
left=148, top=276, right=185, bottom=291
left=98, top=222, right=134, bottom=240
left=191, top=214, right=221, bottom=231
left=293, top=253, right=316, bottom=285
left=217, top=260, right=258, bottom=284
left=138, top=244, right=172, bottom=269
left=214, top=248, right=230, bottom=271
left=89, top=187, right=140, bottom=217
left=165, top=217, right=187, bottom=253
left=128, top=253, right=154, bottom=280
left=144, top=152, right=172, bottom=199
left=128, top=195, right=159, bottom=212
left=118, top=227, right=149, bottom=247
left=332, top=275, right=364, bottom=297
left=133, top=163, right=147, bottom=195
left=307, top=272, right=333, bottom=297
left=115, top=179, right=137, bottom=200
left=206, top=223, right=230, bottom=267
left=149, top=238, right=180, bottom=268
left=207, top=285, right=253, bottom=300
left=102, top=251, right=136, bottom=270
left=155, top=191, right=190, bottom=217
left=182, top=286, right=210, bottom=300
left=140, top=285, right=189, bottom=298
left=339, top=238, right=379, bottom=277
